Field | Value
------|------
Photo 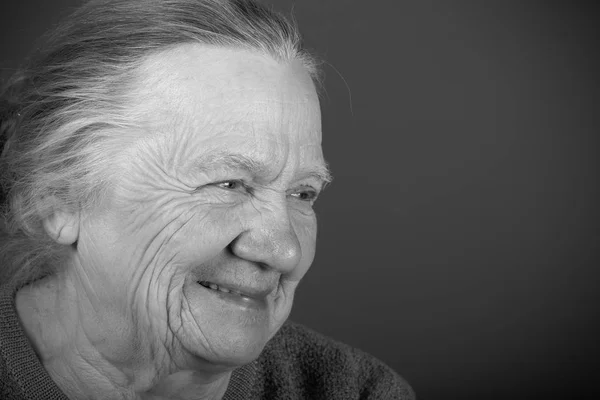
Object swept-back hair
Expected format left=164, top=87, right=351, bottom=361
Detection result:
left=0, top=0, right=320, bottom=287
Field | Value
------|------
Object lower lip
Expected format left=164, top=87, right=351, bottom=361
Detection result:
left=198, top=283, right=267, bottom=310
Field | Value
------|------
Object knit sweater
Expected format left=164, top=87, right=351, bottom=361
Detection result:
left=0, top=282, right=415, bottom=399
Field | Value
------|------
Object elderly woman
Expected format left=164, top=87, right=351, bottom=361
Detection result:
left=0, top=0, right=414, bottom=399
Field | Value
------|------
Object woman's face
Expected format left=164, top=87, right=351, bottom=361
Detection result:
left=71, top=45, right=328, bottom=373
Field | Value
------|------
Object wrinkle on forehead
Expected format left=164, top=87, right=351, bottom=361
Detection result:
left=125, top=44, right=324, bottom=185
left=132, top=44, right=319, bottom=124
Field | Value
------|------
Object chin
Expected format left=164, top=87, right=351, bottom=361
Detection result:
left=182, top=276, right=294, bottom=361
left=177, top=315, right=276, bottom=369
left=175, top=277, right=294, bottom=368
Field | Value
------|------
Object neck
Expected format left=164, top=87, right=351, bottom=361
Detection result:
left=15, top=273, right=231, bottom=400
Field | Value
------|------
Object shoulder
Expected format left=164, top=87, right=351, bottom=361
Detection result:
left=253, top=321, right=415, bottom=400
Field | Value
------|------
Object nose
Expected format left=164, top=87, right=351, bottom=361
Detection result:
left=229, top=205, right=302, bottom=274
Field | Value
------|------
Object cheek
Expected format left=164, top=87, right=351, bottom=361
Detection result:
left=168, top=203, right=246, bottom=263
left=290, top=212, right=318, bottom=279
left=141, top=201, right=246, bottom=267
left=81, top=200, right=248, bottom=323
left=88, top=191, right=245, bottom=282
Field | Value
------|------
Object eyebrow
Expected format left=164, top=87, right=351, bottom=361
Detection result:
left=194, top=151, right=333, bottom=186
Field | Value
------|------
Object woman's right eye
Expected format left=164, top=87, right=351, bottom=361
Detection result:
left=216, top=180, right=243, bottom=190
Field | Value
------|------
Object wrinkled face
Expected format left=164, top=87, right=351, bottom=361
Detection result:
left=72, top=45, right=327, bottom=372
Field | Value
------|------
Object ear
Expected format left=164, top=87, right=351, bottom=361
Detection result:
left=43, top=209, right=80, bottom=245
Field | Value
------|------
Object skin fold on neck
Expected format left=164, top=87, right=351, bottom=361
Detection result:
left=15, top=272, right=232, bottom=400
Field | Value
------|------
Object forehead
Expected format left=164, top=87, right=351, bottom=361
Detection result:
left=130, top=44, right=324, bottom=176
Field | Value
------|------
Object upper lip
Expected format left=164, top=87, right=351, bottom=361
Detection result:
left=198, top=280, right=277, bottom=299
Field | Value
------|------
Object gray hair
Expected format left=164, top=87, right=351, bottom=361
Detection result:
left=0, top=0, right=321, bottom=288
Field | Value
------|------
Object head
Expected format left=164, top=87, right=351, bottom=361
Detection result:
left=1, top=0, right=329, bottom=376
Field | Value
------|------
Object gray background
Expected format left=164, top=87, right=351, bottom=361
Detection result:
left=1, top=1, right=598, bottom=399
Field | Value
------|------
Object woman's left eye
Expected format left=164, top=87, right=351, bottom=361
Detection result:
left=290, top=186, right=319, bottom=202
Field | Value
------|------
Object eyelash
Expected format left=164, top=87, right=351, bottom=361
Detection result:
left=214, top=180, right=319, bottom=202
left=213, top=180, right=254, bottom=197
left=290, top=186, right=319, bottom=202
left=216, top=180, right=246, bottom=191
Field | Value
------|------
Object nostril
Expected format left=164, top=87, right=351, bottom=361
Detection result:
left=226, top=242, right=236, bottom=257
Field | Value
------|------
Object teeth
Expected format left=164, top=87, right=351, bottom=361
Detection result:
left=199, top=281, right=235, bottom=295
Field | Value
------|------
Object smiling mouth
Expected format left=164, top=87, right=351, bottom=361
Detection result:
left=197, top=280, right=272, bottom=309
left=198, top=281, right=247, bottom=297
left=195, top=277, right=278, bottom=310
